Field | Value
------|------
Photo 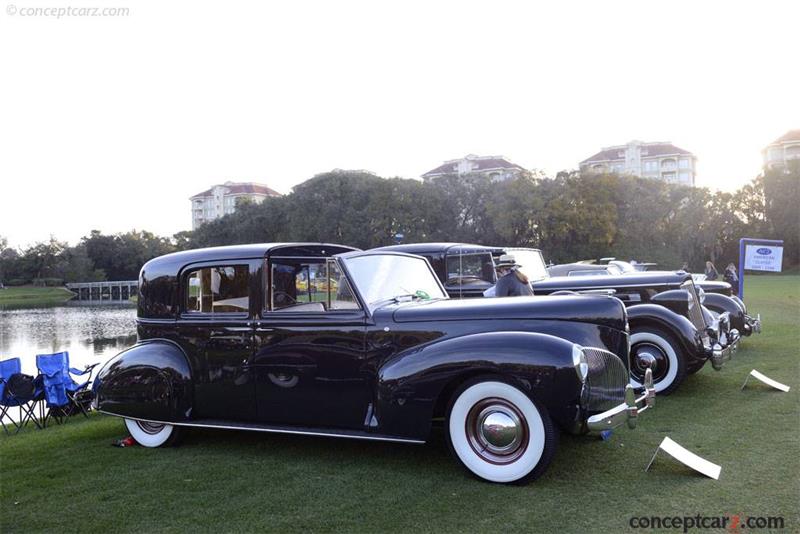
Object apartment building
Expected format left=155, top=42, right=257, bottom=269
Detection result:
left=580, top=140, right=697, bottom=186
left=762, top=130, right=800, bottom=170
left=190, top=181, right=281, bottom=229
left=422, top=154, right=525, bottom=182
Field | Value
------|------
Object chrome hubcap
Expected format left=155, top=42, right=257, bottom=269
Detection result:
left=466, top=398, right=528, bottom=464
left=633, top=342, right=669, bottom=382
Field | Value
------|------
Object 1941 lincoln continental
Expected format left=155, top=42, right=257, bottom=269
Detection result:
left=94, top=243, right=655, bottom=484
left=374, top=243, right=738, bottom=396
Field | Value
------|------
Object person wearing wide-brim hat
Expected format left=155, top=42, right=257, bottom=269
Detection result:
left=493, top=254, right=534, bottom=297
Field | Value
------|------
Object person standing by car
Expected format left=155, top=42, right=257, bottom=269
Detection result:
left=705, top=261, right=719, bottom=280
left=493, top=254, right=534, bottom=297
left=724, top=263, right=739, bottom=295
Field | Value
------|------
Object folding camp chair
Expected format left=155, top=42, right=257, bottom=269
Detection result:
left=0, top=357, right=43, bottom=434
left=35, top=352, right=98, bottom=427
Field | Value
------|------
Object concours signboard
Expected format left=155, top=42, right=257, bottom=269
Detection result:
left=738, top=238, right=785, bottom=298
left=744, top=244, right=783, bottom=272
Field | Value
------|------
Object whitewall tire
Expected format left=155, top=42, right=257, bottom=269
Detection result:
left=125, top=418, right=180, bottom=448
left=446, top=379, right=557, bottom=484
left=629, top=328, right=687, bottom=395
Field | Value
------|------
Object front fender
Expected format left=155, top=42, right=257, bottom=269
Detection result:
left=94, top=339, right=193, bottom=422
left=375, top=331, right=583, bottom=440
left=704, top=293, right=746, bottom=333
left=627, top=304, right=705, bottom=365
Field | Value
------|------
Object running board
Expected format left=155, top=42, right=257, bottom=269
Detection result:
left=99, top=411, right=425, bottom=444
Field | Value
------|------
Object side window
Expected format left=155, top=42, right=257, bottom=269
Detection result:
left=270, top=258, right=359, bottom=312
left=186, top=265, right=249, bottom=313
left=445, top=253, right=496, bottom=285
left=327, top=260, right=358, bottom=310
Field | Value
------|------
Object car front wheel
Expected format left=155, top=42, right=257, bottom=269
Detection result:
left=446, top=379, right=557, bottom=484
left=629, top=327, right=687, bottom=395
left=124, top=418, right=181, bottom=447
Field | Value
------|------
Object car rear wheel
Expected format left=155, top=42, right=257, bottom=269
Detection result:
left=446, top=378, right=557, bottom=484
left=629, top=327, right=687, bottom=395
left=124, top=418, right=182, bottom=447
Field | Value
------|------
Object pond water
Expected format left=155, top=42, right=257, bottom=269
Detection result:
left=0, top=303, right=137, bottom=377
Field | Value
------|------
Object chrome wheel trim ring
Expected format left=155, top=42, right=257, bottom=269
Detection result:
left=136, top=420, right=167, bottom=435
left=465, top=398, right=529, bottom=465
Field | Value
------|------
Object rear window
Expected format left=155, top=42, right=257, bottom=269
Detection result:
left=186, top=265, right=249, bottom=313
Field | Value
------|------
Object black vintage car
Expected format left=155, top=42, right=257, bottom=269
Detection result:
left=548, top=260, right=761, bottom=336
left=375, top=243, right=738, bottom=396
left=94, top=243, right=655, bottom=484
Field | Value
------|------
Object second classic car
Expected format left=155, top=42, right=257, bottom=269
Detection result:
left=375, top=243, right=738, bottom=395
left=94, top=243, right=654, bottom=484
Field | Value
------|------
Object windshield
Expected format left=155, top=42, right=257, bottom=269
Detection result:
left=342, top=254, right=448, bottom=312
left=445, top=252, right=496, bottom=285
left=609, top=261, right=635, bottom=273
left=505, top=249, right=549, bottom=281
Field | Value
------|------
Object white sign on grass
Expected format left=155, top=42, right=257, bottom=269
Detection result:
left=645, top=437, right=721, bottom=480
left=742, top=369, right=791, bottom=392
left=744, top=245, right=783, bottom=272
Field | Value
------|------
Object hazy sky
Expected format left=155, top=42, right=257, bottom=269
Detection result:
left=1, top=0, right=798, bottom=248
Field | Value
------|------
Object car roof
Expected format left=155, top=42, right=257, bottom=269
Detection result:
left=373, top=242, right=503, bottom=255
left=143, top=243, right=360, bottom=273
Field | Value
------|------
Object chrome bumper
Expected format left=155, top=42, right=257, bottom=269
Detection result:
left=710, top=341, right=735, bottom=370
left=586, top=368, right=656, bottom=431
left=746, top=313, right=762, bottom=334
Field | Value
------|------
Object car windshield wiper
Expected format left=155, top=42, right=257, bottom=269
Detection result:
left=369, top=290, right=433, bottom=308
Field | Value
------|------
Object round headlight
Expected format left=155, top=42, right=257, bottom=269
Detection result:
left=572, top=344, right=588, bottom=382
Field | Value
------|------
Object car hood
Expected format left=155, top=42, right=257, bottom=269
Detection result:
left=391, top=295, right=627, bottom=330
left=533, top=271, right=690, bottom=291
left=696, top=280, right=732, bottom=293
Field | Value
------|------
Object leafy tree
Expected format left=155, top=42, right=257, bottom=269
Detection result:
left=762, top=162, right=800, bottom=265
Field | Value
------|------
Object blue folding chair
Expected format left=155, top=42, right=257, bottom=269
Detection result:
left=1, top=357, right=42, bottom=434
left=35, top=352, right=98, bottom=427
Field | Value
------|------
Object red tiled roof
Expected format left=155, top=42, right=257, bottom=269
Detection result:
left=191, top=182, right=281, bottom=199
left=423, top=156, right=524, bottom=177
left=581, top=142, right=693, bottom=164
left=769, top=129, right=800, bottom=145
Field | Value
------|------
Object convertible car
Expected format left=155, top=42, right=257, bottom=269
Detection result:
left=94, top=243, right=654, bottom=484
left=374, top=243, right=739, bottom=395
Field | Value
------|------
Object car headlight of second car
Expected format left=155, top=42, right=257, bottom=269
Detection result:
left=573, top=344, right=588, bottom=382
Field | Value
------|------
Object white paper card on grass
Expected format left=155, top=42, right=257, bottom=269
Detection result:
left=648, top=437, right=721, bottom=480
left=745, top=370, right=791, bottom=392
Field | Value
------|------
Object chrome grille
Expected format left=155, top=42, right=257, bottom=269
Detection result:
left=584, top=347, right=627, bottom=412
left=681, top=280, right=706, bottom=330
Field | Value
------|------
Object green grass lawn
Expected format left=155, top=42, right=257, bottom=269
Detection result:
left=0, top=286, right=74, bottom=308
left=2, top=276, right=798, bottom=533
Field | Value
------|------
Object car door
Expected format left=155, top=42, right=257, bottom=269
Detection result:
left=176, top=259, right=259, bottom=421
left=253, top=256, right=368, bottom=429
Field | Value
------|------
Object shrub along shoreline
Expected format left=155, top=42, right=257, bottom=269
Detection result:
left=0, top=286, right=74, bottom=307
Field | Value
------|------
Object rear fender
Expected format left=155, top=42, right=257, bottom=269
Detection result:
left=94, top=339, right=193, bottom=422
left=375, top=331, right=584, bottom=440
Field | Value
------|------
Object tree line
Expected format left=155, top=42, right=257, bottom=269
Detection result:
left=1, top=164, right=797, bottom=285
